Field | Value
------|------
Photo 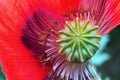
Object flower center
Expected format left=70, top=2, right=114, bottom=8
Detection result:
left=57, top=18, right=101, bottom=62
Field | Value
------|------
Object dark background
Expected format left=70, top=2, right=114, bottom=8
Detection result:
left=98, top=26, right=120, bottom=80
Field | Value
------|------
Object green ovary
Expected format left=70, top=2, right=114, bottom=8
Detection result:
left=57, top=18, right=101, bottom=62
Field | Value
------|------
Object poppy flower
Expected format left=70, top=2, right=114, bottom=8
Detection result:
left=0, top=0, right=120, bottom=80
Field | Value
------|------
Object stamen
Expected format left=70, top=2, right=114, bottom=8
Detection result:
left=45, top=57, right=101, bottom=80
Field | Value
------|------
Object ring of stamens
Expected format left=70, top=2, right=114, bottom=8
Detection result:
left=57, top=18, right=101, bottom=62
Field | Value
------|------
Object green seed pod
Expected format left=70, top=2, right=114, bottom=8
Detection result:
left=57, top=18, right=101, bottom=62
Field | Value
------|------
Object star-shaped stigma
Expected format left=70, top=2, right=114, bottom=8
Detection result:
left=57, top=18, right=101, bottom=62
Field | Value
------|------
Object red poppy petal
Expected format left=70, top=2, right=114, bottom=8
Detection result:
left=102, top=0, right=120, bottom=35
left=77, top=0, right=120, bottom=36
left=0, top=0, right=52, bottom=80
left=96, top=0, right=120, bottom=35
left=0, top=33, right=51, bottom=80
left=40, top=0, right=80, bottom=15
left=0, top=0, right=42, bottom=32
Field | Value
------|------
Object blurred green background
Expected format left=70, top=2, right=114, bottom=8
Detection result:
left=92, top=26, right=120, bottom=80
left=0, top=64, right=6, bottom=80
left=100, top=26, right=120, bottom=80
